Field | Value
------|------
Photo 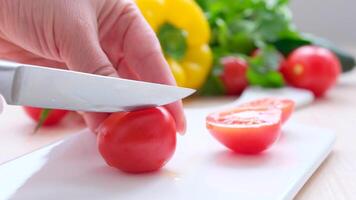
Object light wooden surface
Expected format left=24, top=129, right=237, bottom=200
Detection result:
left=292, top=70, right=356, bottom=200
left=0, top=69, right=356, bottom=199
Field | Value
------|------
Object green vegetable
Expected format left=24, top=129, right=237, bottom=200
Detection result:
left=247, top=45, right=285, bottom=87
left=273, top=37, right=310, bottom=56
left=273, top=34, right=356, bottom=72
left=197, top=0, right=354, bottom=94
left=247, top=70, right=284, bottom=88
left=200, top=0, right=295, bottom=53
left=197, top=0, right=294, bottom=90
left=158, top=23, right=187, bottom=61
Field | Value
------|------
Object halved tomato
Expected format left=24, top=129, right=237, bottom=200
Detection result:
left=239, top=98, right=295, bottom=124
left=206, top=107, right=282, bottom=154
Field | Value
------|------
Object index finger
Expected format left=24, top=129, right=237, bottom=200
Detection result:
left=122, top=7, right=186, bottom=134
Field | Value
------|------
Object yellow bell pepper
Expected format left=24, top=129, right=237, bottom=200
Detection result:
left=136, top=0, right=212, bottom=89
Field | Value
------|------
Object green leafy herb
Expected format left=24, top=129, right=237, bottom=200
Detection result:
left=247, top=45, right=285, bottom=87
left=196, top=0, right=294, bottom=90
left=247, top=69, right=284, bottom=88
left=196, top=0, right=354, bottom=94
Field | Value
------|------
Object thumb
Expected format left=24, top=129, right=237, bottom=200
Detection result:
left=59, top=23, right=118, bottom=131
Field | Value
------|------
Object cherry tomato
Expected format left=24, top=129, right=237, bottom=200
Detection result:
left=206, top=107, right=282, bottom=154
left=23, top=107, right=68, bottom=126
left=281, top=45, right=341, bottom=97
left=97, top=107, right=176, bottom=173
left=239, top=98, right=295, bottom=124
left=220, top=56, right=248, bottom=95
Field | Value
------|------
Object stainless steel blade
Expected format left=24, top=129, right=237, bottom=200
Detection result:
left=3, top=64, right=195, bottom=112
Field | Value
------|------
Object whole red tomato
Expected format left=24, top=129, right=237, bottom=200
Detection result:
left=97, top=107, right=176, bottom=173
left=281, top=46, right=341, bottom=97
left=23, top=107, right=68, bottom=126
left=220, top=56, right=248, bottom=95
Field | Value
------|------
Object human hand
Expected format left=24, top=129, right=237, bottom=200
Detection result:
left=0, top=0, right=186, bottom=133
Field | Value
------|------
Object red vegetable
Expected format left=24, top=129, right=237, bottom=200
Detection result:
left=97, top=107, right=176, bottom=173
left=23, top=107, right=68, bottom=126
left=239, top=98, right=295, bottom=124
left=281, top=45, right=341, bottom=97
left=206, top=107, right=282, bottom=154
left=220, top=56, right=248, bottom=95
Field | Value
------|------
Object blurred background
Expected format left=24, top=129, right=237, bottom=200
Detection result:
left=291, top=0, right=355, bottom=51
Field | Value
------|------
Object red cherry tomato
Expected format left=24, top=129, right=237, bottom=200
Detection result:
left=97, top=107, right=176, bottom=173
left=23, top=107, right=68, bottom=126
left=239, top=98, right=295, bottom=124
left=206, top=107, right=282, bottom=154
left=281, top=46, right=341, bottom=97
left=220, top=56, right=248, bottom=95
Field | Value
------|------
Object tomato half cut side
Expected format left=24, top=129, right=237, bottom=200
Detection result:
left=206, top=107, right=282, bottom=154
left=239, top=98, right=295, bottom=124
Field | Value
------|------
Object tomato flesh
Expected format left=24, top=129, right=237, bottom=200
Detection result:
left=207, top=108, right=282, bottom=154
left=97, top=107, right=176, bottom=173
left=23, top=107, right=68, bottom=126
left=239, top=98, right=295, bottom=124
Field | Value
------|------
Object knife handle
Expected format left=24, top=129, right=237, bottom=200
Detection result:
left=0, top=61, right=19, bottom=103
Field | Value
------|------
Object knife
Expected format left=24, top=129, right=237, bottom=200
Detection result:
left=0, top=60, right=195, bottom=112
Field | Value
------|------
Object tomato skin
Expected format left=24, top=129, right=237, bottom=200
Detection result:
left=97, top=107, right=176, bottom=173
left=23, top=107, right=68, bottom=126
left=281, top=46, right=341, bottom=97
left=206, top=108, right=282, bottom=154
left=239, top=98, right=295, bottom=124
left=208, top=121, right=281, bottom=154
left=220, top=56, right=248, bottom=95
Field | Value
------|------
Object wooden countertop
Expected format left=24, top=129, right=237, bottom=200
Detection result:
left=293, top=70, right=356, bottom=199
left=1, top=69, right=356, bottom=200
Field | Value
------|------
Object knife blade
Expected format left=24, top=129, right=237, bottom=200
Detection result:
left=0, top=60, right=195, bottom=112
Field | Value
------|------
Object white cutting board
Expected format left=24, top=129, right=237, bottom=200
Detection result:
left=0, top=87, right=335, bottom=200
